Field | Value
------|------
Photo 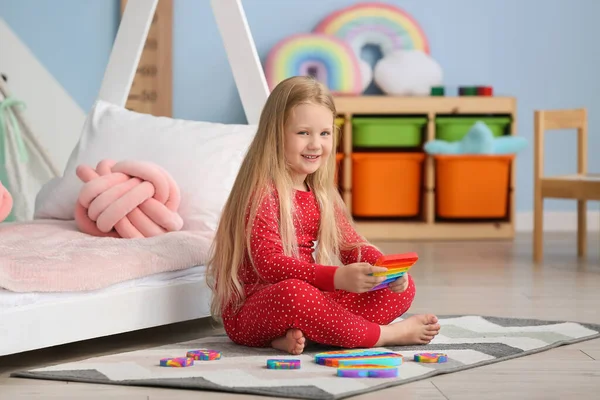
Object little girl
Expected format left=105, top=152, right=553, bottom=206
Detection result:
left=207, top=76, right=440, bottom=355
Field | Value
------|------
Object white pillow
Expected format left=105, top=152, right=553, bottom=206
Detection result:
left=34, top=100, right=256, bottom=234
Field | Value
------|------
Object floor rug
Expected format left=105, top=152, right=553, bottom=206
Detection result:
left=12, top=315, right=600, bottom=399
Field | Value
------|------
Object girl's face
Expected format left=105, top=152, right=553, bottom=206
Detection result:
left=284, top=103, right=334, bottom=190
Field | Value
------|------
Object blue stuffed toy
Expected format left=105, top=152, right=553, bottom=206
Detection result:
left=424, top=121, right=527, bottom=155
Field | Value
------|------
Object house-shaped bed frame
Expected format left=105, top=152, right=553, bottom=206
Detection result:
left=0, top=0, right=267, bottom=356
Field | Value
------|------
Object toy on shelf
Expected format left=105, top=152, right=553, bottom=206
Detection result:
left=431, top=86, right=494, bottom=96
left=430, top=86, right=445, bottom=96
left=424, top=121, right=527, bottom=155
left=370, top=252, right=418, bottom=291
left=265, top=33, right=363, bottom=95
left=459, top=86, right=493, bottom=96
left=374, top=49, right=442, bottom=96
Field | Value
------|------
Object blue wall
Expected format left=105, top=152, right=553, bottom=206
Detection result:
left=1, top=0, right=599, bottom=212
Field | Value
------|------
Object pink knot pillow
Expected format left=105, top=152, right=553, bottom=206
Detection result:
left=74, top=159, right=184, bottom=238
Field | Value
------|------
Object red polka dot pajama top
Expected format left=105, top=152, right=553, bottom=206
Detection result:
left=222, top=188, right=416, bottom=349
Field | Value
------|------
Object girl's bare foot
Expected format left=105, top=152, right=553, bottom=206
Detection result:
left=375, top=314, right=440, bottom=346
left=271, top=329, right=306, bottom=355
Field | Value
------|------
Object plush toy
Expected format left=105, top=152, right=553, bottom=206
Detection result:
left=357, top=59, right=373, bottom=92
left=0, top=180, right=13, bottom=222
left=424, top=121, right=527, bottom=155
left=374, top=49, right=443, bottom=96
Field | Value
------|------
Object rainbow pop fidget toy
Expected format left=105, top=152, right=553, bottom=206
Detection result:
left=370, top=252, right=418, bottom=291
left=413, top=352, right=448, bottom=363
left=315, top=349, right=403, bottom=367
left=159, top=357, right=194, bottom=367
left=186, top=349, right=221, bottom=361
left=267, top=359, right=301, bottom=369
left=336, top=364, right=399, bottom=378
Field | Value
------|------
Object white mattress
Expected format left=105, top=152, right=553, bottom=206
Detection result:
left=0, top=265, right=206, bottom=310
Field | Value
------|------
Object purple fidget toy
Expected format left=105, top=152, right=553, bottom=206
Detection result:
left=336, top=366, right=398, bottom=378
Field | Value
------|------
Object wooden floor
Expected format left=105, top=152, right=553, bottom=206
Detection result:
left=1, top=232, right=599, bottom=399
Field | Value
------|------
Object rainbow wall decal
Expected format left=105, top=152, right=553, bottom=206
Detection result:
left=313, top=2, right=430, bottom=57
left=265, top=33, right=363, bottom=95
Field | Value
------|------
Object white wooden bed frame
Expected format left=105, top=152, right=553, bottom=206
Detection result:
left=0, top=0, right=269, bottom=357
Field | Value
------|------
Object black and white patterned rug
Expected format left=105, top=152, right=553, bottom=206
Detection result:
left=12, top=315, right=600, bottom=399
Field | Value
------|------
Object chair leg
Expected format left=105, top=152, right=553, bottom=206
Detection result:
left=533, top=196, right=543, bottom=262
left=577, top=200, right=586, bottom=257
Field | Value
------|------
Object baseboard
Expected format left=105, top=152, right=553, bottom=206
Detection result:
left=516, top=211, right=600, bottom=232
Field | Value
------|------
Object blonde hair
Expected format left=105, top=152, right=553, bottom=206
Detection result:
left=206, top=76, right=368, bottom=320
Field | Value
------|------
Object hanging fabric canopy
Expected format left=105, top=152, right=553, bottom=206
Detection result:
left=0, top=77, right=60, bottom=222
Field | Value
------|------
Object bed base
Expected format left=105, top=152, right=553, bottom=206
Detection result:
left=0, top=280, right=212, bottom=356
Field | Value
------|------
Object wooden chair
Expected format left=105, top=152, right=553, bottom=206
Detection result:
left=533, top=108, right=600, bottom=262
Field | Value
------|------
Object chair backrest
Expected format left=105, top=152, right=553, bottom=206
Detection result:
left=534, top=108, right=587, bottom=179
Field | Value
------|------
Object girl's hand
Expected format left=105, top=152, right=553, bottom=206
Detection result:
left=334, top=263, right=388, bottom=293
left=388, top=274, right=409, bottom=293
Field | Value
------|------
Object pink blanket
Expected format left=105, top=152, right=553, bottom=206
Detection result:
left=75, top=159, right=184, bottom=238
left=0, top=181, right=12, bottom=222
left=0, top=219, right=213, bottom=292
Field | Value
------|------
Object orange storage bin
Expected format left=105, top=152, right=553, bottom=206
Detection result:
left=434, top=155, right=514, bottom=218
left=352, top=152, right=425, bottom=217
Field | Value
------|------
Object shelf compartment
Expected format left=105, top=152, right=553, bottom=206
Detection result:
left=351, top=152, right=425, bottom=218
left=335, top=153, right=343, bottom=190
left=335, top=116, right=345, bottom=152
left=352, top=116, right=427, bottom=148
left=434, top=154, right=514, bottom=219
left=435, top=116, right=512, bottom=142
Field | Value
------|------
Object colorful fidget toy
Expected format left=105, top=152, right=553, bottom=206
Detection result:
left=186, top=349, right=221, bottom=361
left=413, top=352, right=448, bottom=363
left=159, top=357, right=194, bottom=367
left=337, top=365, right=399, bottom=378
left=370, top=252, right=418, bottom=291
left=267, top=359, right=301, bottom=369
left=315, top=349, right=403, bottom=367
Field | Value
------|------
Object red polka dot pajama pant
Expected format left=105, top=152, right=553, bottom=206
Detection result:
left=222, top=274, right=416, bottom=349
